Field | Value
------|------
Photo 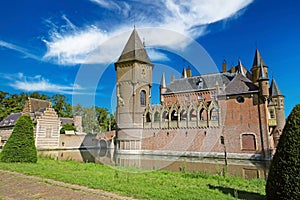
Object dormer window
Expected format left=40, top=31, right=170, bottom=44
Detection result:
left=198, top=78, right=203, bottom=89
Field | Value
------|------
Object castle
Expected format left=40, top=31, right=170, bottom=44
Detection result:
left=115, top=28, right=285, bottom=160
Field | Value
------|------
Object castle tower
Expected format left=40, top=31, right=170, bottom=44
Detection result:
left=114, top=28, right=153, bottom=152
left=269, top=78, right=285, bottom=147
left=160, top=73, right=167, bottom=103
left=258, top=62, right=269, bottom=97
left=251, top=49, right=268, bottom=85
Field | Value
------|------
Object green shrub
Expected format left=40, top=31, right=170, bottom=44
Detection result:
left=60, top=123, right=77, bottom=134
left=0, top=115, right=37, bottom=163
left=266, top=104, right=300, bottom=199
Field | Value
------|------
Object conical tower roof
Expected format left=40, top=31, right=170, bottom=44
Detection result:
left=258, top=61, right=268, bottom=81
left=116, top=28, right=152, bottom=64
left=160, top=73, right=166, bottom=88
left=252, top=49, right=267, bottom=67
left=236, top=59, right=246, bottom=76
left=270, top=78, right=283, bottom=96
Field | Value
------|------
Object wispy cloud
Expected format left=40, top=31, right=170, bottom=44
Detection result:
left=147, top=49, right=170, bottom=61
left=0, top=40, right=40, bottom=60
left=43, top=0, right=253, bottom=65
left=0, top=73, right=82, bottom=94
left=90, top=0, right=131, bottom=16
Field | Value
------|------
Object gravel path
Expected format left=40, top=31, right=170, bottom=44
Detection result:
left=0, top=170, right=135, bottom=200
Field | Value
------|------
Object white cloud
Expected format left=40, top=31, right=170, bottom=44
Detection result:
left=43, top=0, right=253, bottom=65
left=147, top=49, right=170, bottom=61
left=0, top=40, right=40, bottom=60
left=1, top=73, right=82, bottom=94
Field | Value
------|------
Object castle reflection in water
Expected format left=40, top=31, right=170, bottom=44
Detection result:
left=39, top=148, right=269, bottom=180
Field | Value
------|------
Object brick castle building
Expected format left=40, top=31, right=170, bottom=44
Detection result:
left=115, top=28, right=285, bottom=160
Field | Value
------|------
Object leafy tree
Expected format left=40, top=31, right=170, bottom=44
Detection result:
left=60, top=124, right=77, bottom=134
left=29, top=92, right=48, bottom=100
left=51, top=94, right=72, bottom=117
left=82, top=106, right=101, bottom=134
left=96, top=107, right=110, bottom=132
left=266, top=104, right=300, bottom=200
left=0, top=115, right=37, bottom=163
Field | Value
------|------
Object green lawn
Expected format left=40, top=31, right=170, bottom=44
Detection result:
left=0, top=157, right=265, bottom=199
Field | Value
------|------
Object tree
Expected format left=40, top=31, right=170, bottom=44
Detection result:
left=96, top=107, right=110, bottom=132
left=60, top=124, right=77, bottom=134
left=266, top=104, right=300, bottom=200
left=51, top=94, right=72, bottom=117
left=82, top=107, right=101, bottom=134
left=0, top=115, right=37, bottom=163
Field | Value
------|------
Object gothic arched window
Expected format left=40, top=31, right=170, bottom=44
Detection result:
left=140, top=90, right=146, bottom=106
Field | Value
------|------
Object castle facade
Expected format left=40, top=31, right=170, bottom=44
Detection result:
left=115, top=29, right=285, bottom=160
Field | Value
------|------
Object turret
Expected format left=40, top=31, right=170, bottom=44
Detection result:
left=251, top=49, right=268, bottom=84
left=222, top=59, right=227, bottom=72
left=187, top=67, right=192, bottom=77
left=269, top=78, right=285, bottom=147
left=258, top=61, right=269, bottom=97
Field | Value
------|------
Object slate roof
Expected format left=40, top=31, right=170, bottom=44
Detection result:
left=0, top=112, right=22, bottom=127
left=60, top=117, right=74, bottom=125
left=270, top=78, right=283, bottom=96
left=115, top=28, right=152, bottom=65
left=164, top=73, right=233, bottom=94
left=225, top=73, right=259, bottom=95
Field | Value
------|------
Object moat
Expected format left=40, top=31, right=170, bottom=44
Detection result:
left=39, top=148, right=269, bottom=180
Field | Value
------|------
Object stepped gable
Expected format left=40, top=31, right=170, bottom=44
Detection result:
left=115, top=28, right=152, bottom=65
left=164, top=73, right=232, bottom=94
left=22, top=97, right=51, bottom=114
left=225, top=73, right=259, bottom=95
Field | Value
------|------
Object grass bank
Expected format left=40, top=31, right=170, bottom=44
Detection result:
left=0, top=157, right=265, bottom=199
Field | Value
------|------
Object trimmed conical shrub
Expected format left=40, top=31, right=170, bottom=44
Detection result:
left=266, top=104, right=300, bottom=199
left=0, top=115, right=37, bottom=163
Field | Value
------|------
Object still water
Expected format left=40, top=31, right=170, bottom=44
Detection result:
left=39, top=148, right=269, bottom=180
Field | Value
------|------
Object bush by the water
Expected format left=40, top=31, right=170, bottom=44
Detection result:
left=0, top=115, right=37, bottom=163
left=266, top=104, right=300, bottom=199
left=60, top=123, right=77, bottom=134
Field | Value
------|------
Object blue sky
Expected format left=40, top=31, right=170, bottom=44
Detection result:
left=0, top=0, right=299, bottom=117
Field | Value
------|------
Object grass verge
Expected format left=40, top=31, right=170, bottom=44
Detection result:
left=0, top=157, right=265, bottom=199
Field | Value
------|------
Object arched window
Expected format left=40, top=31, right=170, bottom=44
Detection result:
left=199, top=108, right=205, bottom=121
left=146, top=112, right=151, bottom=122
left=189, top=109, right=196, bottom=121
left=140, top=90, right=146, bottom=106
left=154, top=112, right=160, bottom=122
left=210, top=108, right=218, bottom=121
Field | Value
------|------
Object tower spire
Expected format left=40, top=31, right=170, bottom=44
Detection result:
left=237, top=58, right=246, bottom=76
left=182, top=67, right=187, bottom=78
left=160, top=73, right=166, bottom=88
left=116, top=29, right=151, bottom=65
left=252, top=48, right=266, bottom=67
left=259, top=59, right=267, bottom=80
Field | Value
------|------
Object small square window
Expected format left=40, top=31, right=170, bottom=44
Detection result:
left=197, top=94, right=203, bottom=100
